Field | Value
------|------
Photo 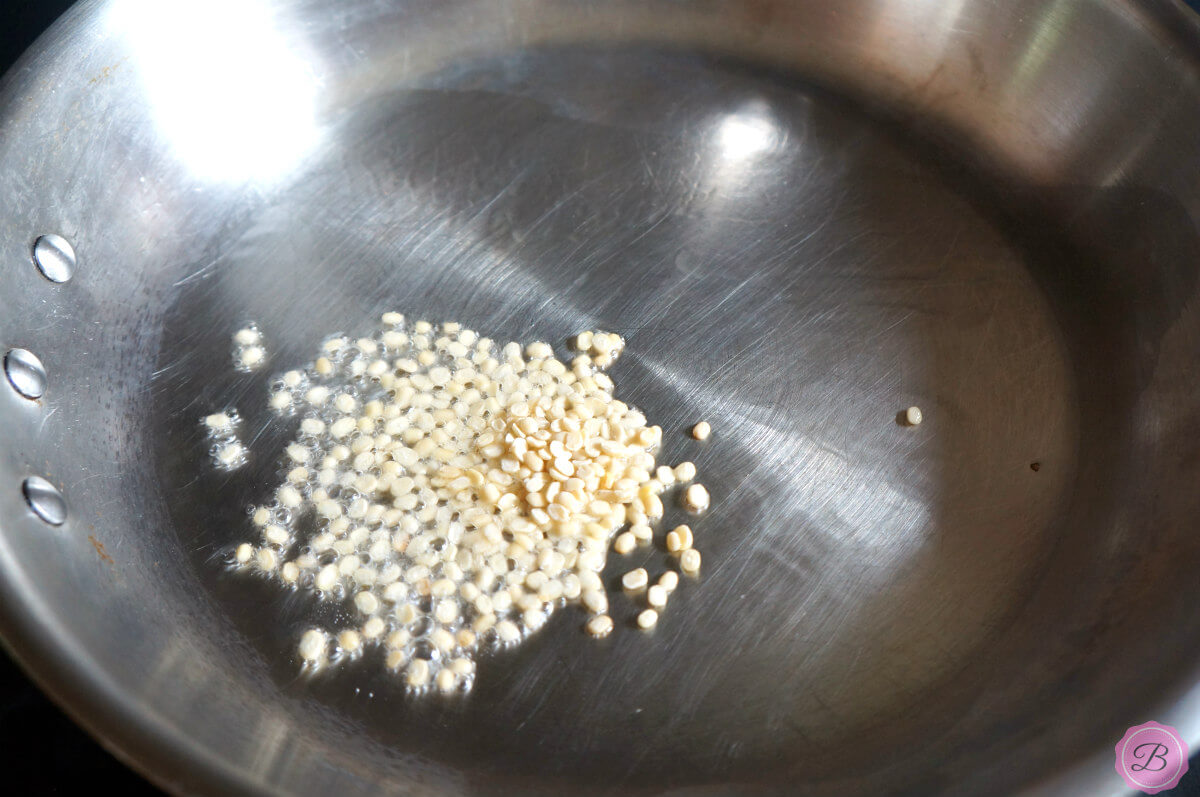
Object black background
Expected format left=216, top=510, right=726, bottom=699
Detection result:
left=2, top=0, right=1200, bottom=794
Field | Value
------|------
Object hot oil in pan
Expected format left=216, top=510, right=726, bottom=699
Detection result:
left=151, top=44, right=1087, bottom=794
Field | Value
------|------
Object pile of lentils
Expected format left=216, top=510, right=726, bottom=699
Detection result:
left=215, top=314, right=708, bottom=694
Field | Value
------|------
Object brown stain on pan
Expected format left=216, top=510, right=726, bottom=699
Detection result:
left=88, top=535, right=114, bottom=566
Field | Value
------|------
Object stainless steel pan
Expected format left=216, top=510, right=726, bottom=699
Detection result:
left=3, top=1, right=1200, bottom=794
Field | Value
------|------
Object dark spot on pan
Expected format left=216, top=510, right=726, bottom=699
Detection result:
left=88, top=535, right=114, bottom=565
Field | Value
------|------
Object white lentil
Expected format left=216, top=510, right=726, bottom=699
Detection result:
left=240, top=346, right=266, bottom=369
left=905, top=405, right=924, bottom=426
left=658, top=571, right=679, bottom=593
left=582, top=588, right=608, bottom=615
left=431, top=628, right=456, bottom=653
left=666, top=524, right=694, bottom=553
left=338, top=630, right=362, bottom=655
left=680, top=548, right=702, bottom=575
left=354, top=591, right=380, bottom=615
left=496, top=620, right=521, bottom=644
left=523, top=609, right=547, bottom=631
left=205, top=412, right=233, bottom=430
left=691, top=421, right=711, bottom=440
left=407, top=659, right=431, bottom=687
left=674, top=461, right=697, bottom=482
left=622, top=568, right=649, bottom=591
left=586, top=615, right=614, bottom=637
left=305, top=386, right=330, bottom=406
left=315, top=565, right=338, bottom=591
left=217, top=442, right=245, bottom=467
left=234, top=328, right=261, bottom=346
left=435, top=598, right=458, bottom=623
left=226, top=319, right=707, bottom=693
left=613, top=531, right=636, bottom=554
left=362, top=617, right=385, bottom=639
left=683, top=483, right=710, bottom=513
left=298, top=629, right=327, bottom=662
left=637, top=609, right=658, bottom=629
left=264, top=525, right=290, bottom=546
left=277, top=485, right=302, bottom=509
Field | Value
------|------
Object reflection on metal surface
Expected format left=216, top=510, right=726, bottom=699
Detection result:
left=111, top=0, right=319, bottom=182
left=1013, top=0, right=1080, bottom=90
left=715, top=107, right=779, bottom=161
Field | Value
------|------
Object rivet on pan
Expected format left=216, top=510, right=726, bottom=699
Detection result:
left=31, top=233, right=76, bottom=283
left=22, top=476, right=67, bottom=526
left=4, top=348, right=47, bottom=400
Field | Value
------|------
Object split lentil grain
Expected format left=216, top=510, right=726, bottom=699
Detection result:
left=683, top=483, right=710, bottom=513
left=613, top=531, right=636, bottom=554
left=666, top=524, right=693, bottom=553
left=299, top=629, right=327, bottom=662
left=586, top=614, right=614, bottom=637
left=622, top=568, right=649, bottom=591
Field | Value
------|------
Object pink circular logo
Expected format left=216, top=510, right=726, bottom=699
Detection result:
left=1115, top=721, right=1189, bottom=794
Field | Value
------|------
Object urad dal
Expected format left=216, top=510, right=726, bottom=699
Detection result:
left=224, top=315, right=707, bottom=693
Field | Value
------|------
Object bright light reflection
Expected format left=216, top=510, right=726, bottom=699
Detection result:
left=112, top=0, right=319, bottom=183
left=715, top=110, right=777, bottom=160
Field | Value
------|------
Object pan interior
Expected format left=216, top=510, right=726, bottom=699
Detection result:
left=146, top=45, right=1104, bottom=794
